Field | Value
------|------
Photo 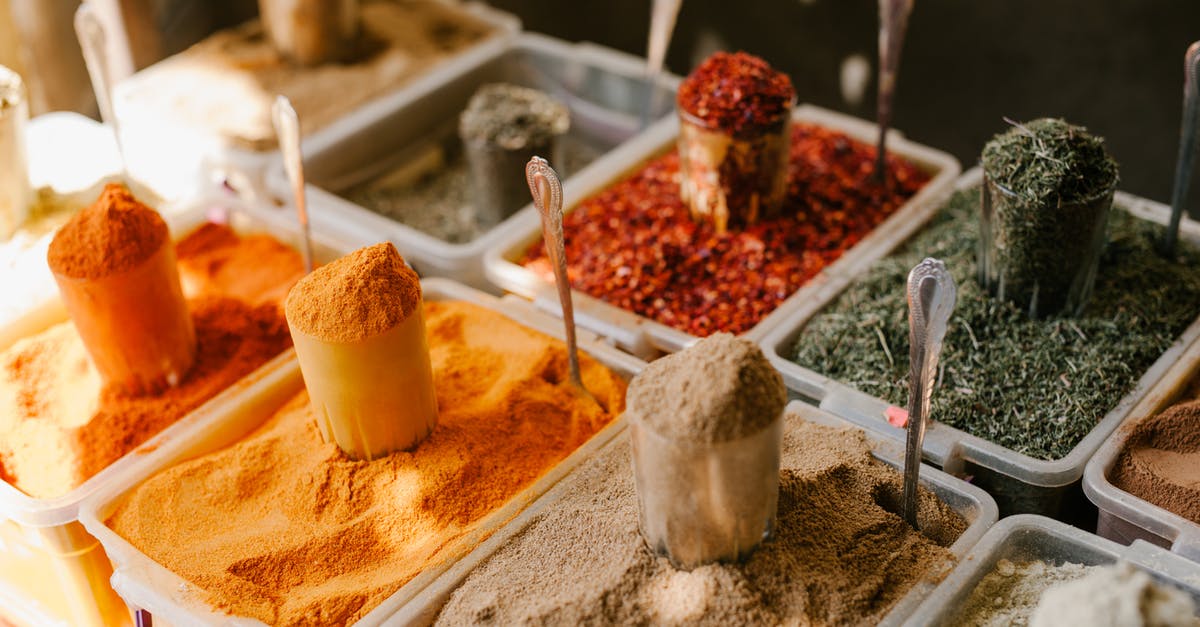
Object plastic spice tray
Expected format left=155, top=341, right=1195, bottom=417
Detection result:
left=76, top=278, right=646, bottom=626
left=903, top=514, right=1200, bottom=625
left=1083, top=329, right=1200, bottom=562
left=761, top=167, right=1200, bottom=518
left=482, top=104, right=961, bottom=359
left=112, top=2, right=520, bottom=203
left=385, top=401, right=999, bottom=626
left=0, top=193, right=357, bottom=627
left=260, top=33, right=680, bottom=292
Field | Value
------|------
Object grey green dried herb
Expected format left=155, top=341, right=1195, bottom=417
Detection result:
left=791, top=187, right=1200, bottom=460
left=979, top=118, right=1119, bottom=316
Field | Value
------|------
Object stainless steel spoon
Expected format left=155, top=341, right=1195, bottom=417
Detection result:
left=272, top=95, right=315, bottom=273
left=1162, top=41, right=1200, bottom=257
left=874, top=0, right=914, bottom=181
left=639, top=0, right=682, bottom=130
left=74, top=3, right=127, bottom=175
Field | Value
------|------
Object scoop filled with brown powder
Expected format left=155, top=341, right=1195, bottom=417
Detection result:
left=437, top=411, right=966, bottom=625
left=1111, top=400, right=1200, bottom=525
left=107, top=300, right=628, bottom=625
left=285, top=242, right=438, bottom=459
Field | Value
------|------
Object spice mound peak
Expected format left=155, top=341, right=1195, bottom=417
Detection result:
left=628, top=332, right=785, bottom=442
left=285, top=242, right=421, bottom=343
left=459, top=83, right=569, bottom=151
left=982, top=117, right=1118, bottom=205
left=47, top=183, right=169, bottom=279
left=677, top=51, right=795, bottom=137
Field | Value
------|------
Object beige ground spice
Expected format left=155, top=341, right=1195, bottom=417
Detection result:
left=437, top=414, right=966, bottom=625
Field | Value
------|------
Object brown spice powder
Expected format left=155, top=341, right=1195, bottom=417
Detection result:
left=285, top=242, right=420, bottom=344
left=46, top=183, right=168, bottom=279
left=1111, top=400, right=1200, bottom=524
left=107, top=300, right=629, bottom=626
left=437, top=415, right=966, bottom=626
left=0, top=222, right=303, bottom=498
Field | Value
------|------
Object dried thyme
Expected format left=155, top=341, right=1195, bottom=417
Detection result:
left=792, top=187, right=1200, bottom=460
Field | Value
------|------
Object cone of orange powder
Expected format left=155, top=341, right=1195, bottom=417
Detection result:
left=284, top=242, right=438, bottom=460
left=47, top=183, right=196, bottom=395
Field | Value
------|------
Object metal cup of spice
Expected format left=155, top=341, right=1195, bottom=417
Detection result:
left=0, top=64, right=29, bottom=240
left=978, top=118, right=1119, bottom=318
left=257, top=0, right=360, bottom=66
left=459, top=83, right=569, bottom=230
left=676, top=51, right=795, bottom=233
left=626, top=333, right=787, bottom=570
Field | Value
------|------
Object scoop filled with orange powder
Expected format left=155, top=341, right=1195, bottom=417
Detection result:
left=0, top=191, right=305, bottom=499
left=107, top=298, right=627, bottom=626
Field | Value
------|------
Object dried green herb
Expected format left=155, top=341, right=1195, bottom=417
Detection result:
left=792, top=187, right=1200, bottom=460
left=979, top=118, right=1120, bottom=317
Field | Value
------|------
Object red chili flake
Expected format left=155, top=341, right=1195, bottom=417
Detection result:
left=521, top=124, right=931, bottom=337
left=676, top=52, right=795, bottom=137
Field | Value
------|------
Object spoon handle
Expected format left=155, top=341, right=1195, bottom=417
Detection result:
left=272, top=95, right=315, bottom=273
left=640, top=0, right=682, bottom=130
left=903, top=258, right=956, bottom=528
left=1163, top=41, right=1200, bottom=257
left=526, top=157, right=583, bottom=389
left=874, top=0, right=914, bottom=178
left=74, top=4, right=127, bottom=173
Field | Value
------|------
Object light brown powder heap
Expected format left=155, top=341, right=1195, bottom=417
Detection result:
left=285, top=242, right=420, bottom=344
left=46, top=183, right=168, bottom=279
left=627, top=332, right=785, bottom=442
left=1112, top=400, right=1200, bottom=524
left=436, top=413, right=966, bottom=625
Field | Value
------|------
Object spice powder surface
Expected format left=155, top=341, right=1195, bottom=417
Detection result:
left=521, top=124, right=930, bottom=337
left=108, top=300, right=627, bottom=626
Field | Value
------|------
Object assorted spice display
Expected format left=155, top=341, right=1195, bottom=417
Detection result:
left=437, top=414, right=966, bottom=625
left=107, top=299, right=627, bottom=626
left=791, top=187, right=1200, bottom=460
left=978, top=118, right=1119, bottom=317
left=1112, top=399, right=1200, bottom=524
left=0, top=186, right=304, bottom=498
left=521, top=123, right=930, bottom=337
left=676, top=52, right=795, bottom=231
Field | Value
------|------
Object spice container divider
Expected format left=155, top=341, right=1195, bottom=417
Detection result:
left=903, top=514, right=1200, bottom=626
left=385, top=401, right=998, bottom=626
left=260, top=33, right=680, bottom=292
left=762, top=167, right=1200, bottom=517
left=112, top=3, right=520, bottom=203
left=76, top=277, right=646, bottom=626
left=1083, top=327, right=1200, bottom=562
left=0, top=193, right=356, bottom=627
left=482, top=104, right=961, bottom=360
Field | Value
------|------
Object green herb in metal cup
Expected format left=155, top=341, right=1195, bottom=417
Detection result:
left=979, top=118, right=1119, bottom=318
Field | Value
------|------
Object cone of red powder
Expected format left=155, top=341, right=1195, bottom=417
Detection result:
left=47, top=183, right=196, bottom=395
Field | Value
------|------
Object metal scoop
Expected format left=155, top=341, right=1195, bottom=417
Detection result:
left=526, top=157, right=591, bottom=400
left=272, top=95, right=315, bottom=273
left=640, top=0, right=683, bottom=130
left=902, top=258, right=956, bottom=529
left=74, top=3, right=127, bottom=175
left=874, top=0, right=914, bottom=180
left=1162, top=41, right=1200, bottom=257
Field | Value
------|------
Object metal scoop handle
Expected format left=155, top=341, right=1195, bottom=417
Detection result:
left=527, top=157, right=584, bottom=391
left=75, top=4, right=127, bottom=174
left=874, top=0, right=914, bottom=179
left=272, top=95, right=315, bottom=273
left=1163, top=41, right=1200, bottom=257
left=640, top=0, right=682, bottom=130
left=902, top=257, right=956, bottom=529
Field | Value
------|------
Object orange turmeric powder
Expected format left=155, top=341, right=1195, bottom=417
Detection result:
left=108, top=300, right=628, bottom=626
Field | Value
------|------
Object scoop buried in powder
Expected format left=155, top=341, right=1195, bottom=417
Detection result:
left=46, top=183, right=196, bottom=395
left=284, top=242, right=437, bottom=460
left=626, top=332, right=787, bottom=569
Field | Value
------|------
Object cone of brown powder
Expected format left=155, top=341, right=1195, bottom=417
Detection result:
left=284, top=242, right=438, bottom=460
left=47, top=183, right=196, bottom=395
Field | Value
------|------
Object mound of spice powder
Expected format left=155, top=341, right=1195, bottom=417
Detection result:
left=0, top=221, right=303, bottom=498
left=520, top=124, right=930, bottom=337
left=790, top=187, right=1200, bottom=461
left=1111, top=400, right=1200, bottom=525
left=676, top=51, right=794, bottom=137
left=436, top=414, right=966, bottom=625
left=107, top=300, right=628, bottom=626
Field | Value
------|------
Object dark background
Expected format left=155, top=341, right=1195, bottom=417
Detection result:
left=484, top=0, right=1200, bottom=211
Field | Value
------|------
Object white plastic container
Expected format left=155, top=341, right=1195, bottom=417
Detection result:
left=904, top=514, right=1200, bottom=626
left=261, top=33, right=681, bottom=292
left=112, top=3, right=520, bottom=203
left=483, top=104, right=961, bottom=359
left=0, top=194, right=356, bottom=627
left=77, top=278, right=645, bottom=626
left=1083, top=330, right=1200, bottom=563
left=385, top=401, right=999, bottom=626
left=762, top=167, right=1200, bottom=517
